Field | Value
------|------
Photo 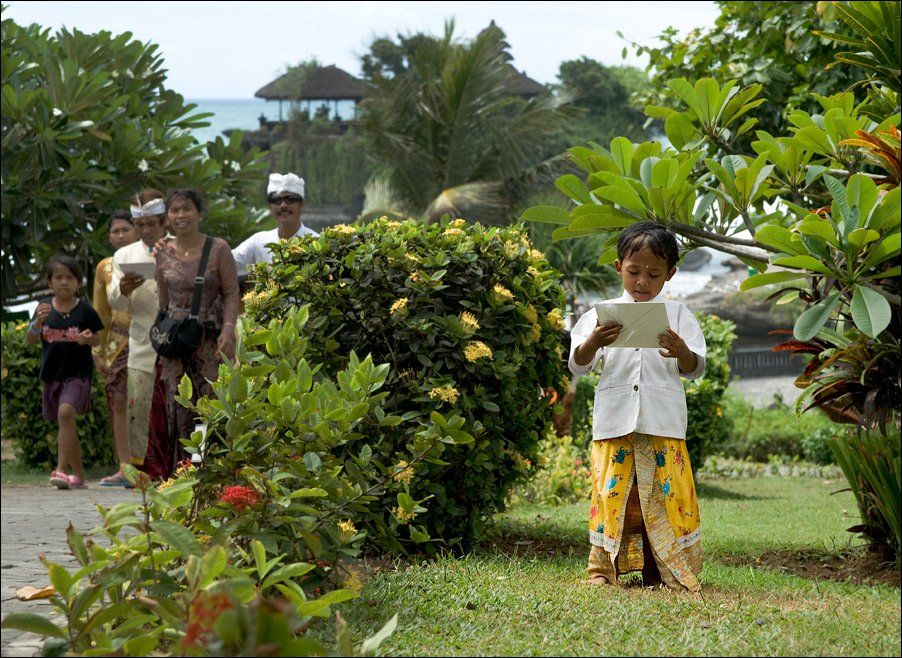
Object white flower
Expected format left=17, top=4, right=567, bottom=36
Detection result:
left=137, top=159, right=149, bottom=172
left=52, top=108, right=63, bottom=117
left=230, top=161, right=241, bottom=172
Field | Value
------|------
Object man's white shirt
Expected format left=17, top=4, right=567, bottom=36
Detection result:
left=232, top=225, right=318, bottom=274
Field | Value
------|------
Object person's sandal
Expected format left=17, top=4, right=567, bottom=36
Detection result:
left=99, top=472, right=132, bottom=488
left=49, top=470, right=70, bottom=489
left=68, top=475, right=87, bottom=489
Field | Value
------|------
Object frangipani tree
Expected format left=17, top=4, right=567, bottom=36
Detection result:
left=524, top=0, right=900, bottom=558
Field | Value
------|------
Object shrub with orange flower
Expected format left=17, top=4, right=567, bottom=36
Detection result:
left=218, top=485, right=260, bottom=512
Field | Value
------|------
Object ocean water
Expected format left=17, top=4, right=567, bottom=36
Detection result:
left=186, top=98, right=274, bottom=144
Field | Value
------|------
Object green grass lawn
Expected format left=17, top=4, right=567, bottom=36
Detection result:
left=330, top=477, right=901, bottom=656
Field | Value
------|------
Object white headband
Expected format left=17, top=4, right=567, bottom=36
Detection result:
left=130, top=198, right=166, bottom=218
left=267, top=172, right=305, bottom=199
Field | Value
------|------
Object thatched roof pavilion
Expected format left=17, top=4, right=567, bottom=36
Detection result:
left=503, top=65, right=546, bottom=98
left=255, top=64, right=369, bottom=120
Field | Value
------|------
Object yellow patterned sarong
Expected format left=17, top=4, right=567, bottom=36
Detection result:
left=587, top=433, right=701, bottom=591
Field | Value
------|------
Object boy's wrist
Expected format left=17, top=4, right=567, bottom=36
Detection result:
left=27, top=321, right=41, bottom=335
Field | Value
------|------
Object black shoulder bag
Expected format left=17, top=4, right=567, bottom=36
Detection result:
left=150, top=236, right=214, bottom=359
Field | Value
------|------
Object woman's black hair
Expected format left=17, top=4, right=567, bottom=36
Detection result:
left=616, top=221, right=679, bottom=269
left=165, top=188, right=205, bottom=213
left=44, top=254, right=83, bottom=285
left=110, top=209, right=134, bottom=226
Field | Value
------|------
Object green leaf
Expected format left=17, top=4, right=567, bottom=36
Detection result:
left=794, top=293, right=841, bottom=341
left=47, top=563, right=73, bottom=598
left=568, top=206, right=634, bottom=230
left=397, top=492, right=415, bottom=513
left=361, top=614, right=399, bottom=656
left=850, top=286, right=891, bottom=337
left=755, top=225, right=803, bottom=255
left=1, top=613, right=66, bottom=638
left=847, top=228, right=880, bottom=247
left=772, top=255, right=833, bottom=275
left=262, top=562, right=316, bottom=590
left=520, top=205, right=571, bottom=225
left=592, top=186, right=646, bottom=215
left=150, top=520, right=202, bottom=558
left=610, top=137, right=633, bottom=175
left=664, top=112, right=698, bottom=150
left=739, top=271, right=808, bottom=292
left=554, top=175, right=591, bottom=204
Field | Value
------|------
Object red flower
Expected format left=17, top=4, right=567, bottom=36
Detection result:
left=180, top=592, right=233, bottom=651
left=218, top=485, right=260, bottom=511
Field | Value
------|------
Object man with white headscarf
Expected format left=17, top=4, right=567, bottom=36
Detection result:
left=232, top=172, right=319, bottom=275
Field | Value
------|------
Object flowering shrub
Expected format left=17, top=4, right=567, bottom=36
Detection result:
left=0, top=308, right=418, bottom=655
left=246, top=217, right=567, bottom=548
left=0, top=321, right=114, bottom=468
left=513, top=432, right=592, bottom=505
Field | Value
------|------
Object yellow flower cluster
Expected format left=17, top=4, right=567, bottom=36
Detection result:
left=450, top=218, right=467, bottom=228
left=443, top=227, right=464, bottom=237
left=504, top=241, right=520, bottom=259
left=428, top=385, right=460, bottom=405
left=546, top=308, right=565, bottom=331
left=409, top=271, right=422, bottom=283
left=394, top=506, right=417, bottom=522
left=393, top=460, right=415, bottom=484
left=390, top=297, right=409, bottom=316
left=520, top=304, right=538, bottom=323
left=493, top=284, right=514, bottom=301
left=338, top=519, right=357, bottom=535
left=405, top=253, right=422, bottom=265
left=0, top=367, right=7, bottom=380
left=15, top=321, right=28, bottom=331
left=156, top=478, right=175, bottom=491
left=529, top=248, right=546, bottom=263
left=331, top=224, right=357, bottom=235
left=464, top=341, right=493, bottom=362
left=288, top=244, right=306, bottom=257
left=527, top=266, right=541, bottom=278
left=459, top=311, right=479, bottom=333
left=525, top=322, right=542, bottom=344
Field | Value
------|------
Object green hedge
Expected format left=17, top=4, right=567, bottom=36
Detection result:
left=245, top=218, right=567, bottom=549
left=0, top=321, right=115, bottom=468
left=721, top=392, right=841, bottom=463
left=571, top=312, right=736, bottom=468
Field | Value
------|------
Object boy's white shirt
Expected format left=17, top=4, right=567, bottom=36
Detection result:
left=232, top=224, right=319, bottom=274
left=108, top=240, right=160, bottom=374
left=568, top=291, right=706, bottom=441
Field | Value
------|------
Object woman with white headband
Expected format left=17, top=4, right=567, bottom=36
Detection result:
left=107, top=188, right=173, bottom=482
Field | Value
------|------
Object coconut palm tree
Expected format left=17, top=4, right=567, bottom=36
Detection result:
left=356, top=21, right=576, bottom=224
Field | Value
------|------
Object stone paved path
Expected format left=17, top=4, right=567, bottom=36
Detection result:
left=1, top=484, right=136, bottom=657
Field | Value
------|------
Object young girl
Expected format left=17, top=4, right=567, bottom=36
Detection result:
left=569, top=222, right=707, bottom=592
left=26, top=255, right=104, bottom=489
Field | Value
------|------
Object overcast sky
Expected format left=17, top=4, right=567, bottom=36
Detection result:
left=6, top=1, right=718, bottom=98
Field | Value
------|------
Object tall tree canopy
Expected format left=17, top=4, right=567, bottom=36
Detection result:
left=0, top=13, right=267, bottom=304
left=356, top=21, right=576, bottom=223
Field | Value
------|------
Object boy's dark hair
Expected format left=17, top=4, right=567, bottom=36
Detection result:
left=110, top=209, right=133, bottom=226
left=616, top=221, right=679, bottom=269
left=165, top=187, right=205, bottom=213
left=45, top=254, right=83, bottom=285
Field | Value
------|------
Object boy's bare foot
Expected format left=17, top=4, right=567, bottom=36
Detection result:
left=583, top=575, right=611, bottom=585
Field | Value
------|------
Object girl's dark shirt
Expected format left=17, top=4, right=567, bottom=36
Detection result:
left=39, top=298, right=105, bottom=382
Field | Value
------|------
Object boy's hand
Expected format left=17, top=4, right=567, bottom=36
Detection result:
left=657, top=328, right=689, bottom=360
left=589, top=321, right=622, bottom=349
left=77, top=329, right=94, bottom=346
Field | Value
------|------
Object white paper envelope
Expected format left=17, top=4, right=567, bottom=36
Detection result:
left=120, top=262, right=155, bottom=279
left=594, top=302, right=670, bottom=348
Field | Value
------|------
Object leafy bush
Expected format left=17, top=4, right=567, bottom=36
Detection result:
left=721, top=392, right=843, bottom=463
left=512, top=432, right=591, bottom=505
left=570, top=312, right=735, bottom=468
left=1, top=308, right=415, bottom=655
left=830, top=427, right=901, bottom=564
left=246, top=218, right=567, bottom=548
left=0, top=321, right=114, bottom=468
left=1, top=15, right=267, bottom=302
